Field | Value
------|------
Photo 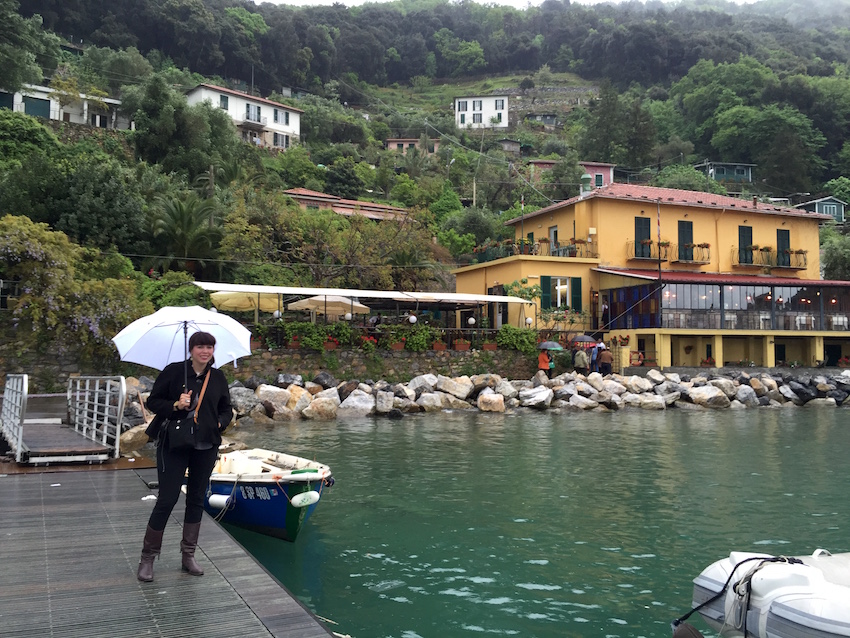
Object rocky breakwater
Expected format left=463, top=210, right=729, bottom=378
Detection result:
left=118, top=368, right=850, bottom=450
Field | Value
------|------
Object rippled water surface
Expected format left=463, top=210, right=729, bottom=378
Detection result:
left=224, top=408, right=850, bottom=638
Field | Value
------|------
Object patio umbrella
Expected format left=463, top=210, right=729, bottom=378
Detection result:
left=288, top=295, right=370, bottom=316
left=209, top=291, right=282, bottom=313
left=112, top=306, right=252, bottom=386
left=538, top=341, right=564, bottom=350
left=571, top=335, right=597, bottom=344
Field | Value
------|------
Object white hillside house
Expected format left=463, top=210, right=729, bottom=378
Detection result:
left=453, top=95, right=509, bottom=129
left=0, top=83, right=130, bottom=128
left=186, top=83, right=302, bottom=150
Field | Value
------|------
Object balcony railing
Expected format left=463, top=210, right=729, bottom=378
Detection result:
left=732, top=247, right=808, bottom=270
left=627, top=241, right=669, bottom=261
left=240, top=115, right=268, bottom=129
left=469, top=241, right=598, bottom=264
left=670, top=244, right=710, bottom=264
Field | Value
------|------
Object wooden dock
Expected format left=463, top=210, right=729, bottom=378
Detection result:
left=0, top=467, right=335, bottom=638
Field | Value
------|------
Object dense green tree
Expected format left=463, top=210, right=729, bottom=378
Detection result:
left=650, top=164, right=727, bottom=194
left=822, top=229, right=850, bottom=281
left=825, top=177, right=850, bottom=205
left=430, top=181, right=463, bottom=223
left=0, top=0, right=60, bottom=93
left=122, top=74, right=240, bottom=178
left=149, top=192, right=221, bottom=275
left=325, top=157, right=365, bottom=200
left=0, top=143, right=149, bottom=252
left=0, top=111, right=57, bottom=171
left=0, top=214, right=152, bottom=360
left=578, top=82, right=623, bottom=163
left=441, top=206, right=503, bottom=245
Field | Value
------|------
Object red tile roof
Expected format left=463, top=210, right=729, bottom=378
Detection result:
left=593, top=267, right=850, bottom=287
left=505, top=183, right=832, bottom=225
left=189, top=83, right=304, bottom=113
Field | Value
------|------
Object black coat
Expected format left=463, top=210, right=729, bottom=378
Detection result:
left=144, top=361, right=233, bottom=446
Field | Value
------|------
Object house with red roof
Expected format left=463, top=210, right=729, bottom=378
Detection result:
left=186, top=83, right=302, bottom=150
left=454, top=182, right=849, bottom=368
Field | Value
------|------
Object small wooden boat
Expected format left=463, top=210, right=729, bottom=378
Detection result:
left=203, top=448, right=333, bottom=542
left=676, top=549, right=850, bottom=638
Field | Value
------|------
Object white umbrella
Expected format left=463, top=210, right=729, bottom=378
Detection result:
left=112, top=306, right=252, bottom=381
left=288, top=295, right=370, bottom=315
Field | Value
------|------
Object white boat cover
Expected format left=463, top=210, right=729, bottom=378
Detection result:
left=692, top=550, right=850, bottom=638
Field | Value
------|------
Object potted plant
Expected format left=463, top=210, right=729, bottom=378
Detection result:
left=658, top=240, right=671, bottom=248
left=700, top=356, right=715, bottom=367
left=432, top=339, right=448, bottom=351
left=390, top=337, right=406, bottom=351
left=617, top=335, right=630, bottom=346
left=640, top=238, right=653, bottom=246
left=795, top=249, right=808, bottom=255
left=481, top=340, right=498, bottom=351
left=697, top=242, right=710, bottom=249
left=760, top=246, right=773, bottom=252
left=747, top=244, right=760, bottom=251
left=360, top=335, right=378, bottom=353
left=324, top=335, right=339, bottom=350
left=453, top=337, right=471, bottom=351
left=838, top=356, right=850, bottom=368
left=288, top=334, right=301, bottom=349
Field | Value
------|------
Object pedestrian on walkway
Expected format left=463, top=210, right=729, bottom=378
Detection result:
left=598, top=343, right=614, bottom=375
left=136, top=331, right=233, bottom=583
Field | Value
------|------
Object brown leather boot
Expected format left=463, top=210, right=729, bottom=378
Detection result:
left=137, top=525, right=164, bottom=582
left=180, top=522, right=204, bottom=576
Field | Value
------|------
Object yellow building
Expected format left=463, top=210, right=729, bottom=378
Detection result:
left=453, top=183, right=850, bottom=368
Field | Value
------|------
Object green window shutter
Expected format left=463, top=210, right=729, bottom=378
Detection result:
left=571, top=277, right=582, bottom=312
left=540, top=275, right=551, bottom=309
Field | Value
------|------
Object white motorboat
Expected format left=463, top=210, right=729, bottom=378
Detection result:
left=676, top=549, right=850, bottom=637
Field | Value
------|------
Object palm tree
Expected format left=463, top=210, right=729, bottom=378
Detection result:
left=148, top=193, right=221, bottom=276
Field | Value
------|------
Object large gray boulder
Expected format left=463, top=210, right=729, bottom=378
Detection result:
left=477, top=391, right=506, bottom=413
left=709, top=378, right=737, bottom=397
left=376, top=390, right=395, bottom=414
left=735, top=385, right=760, bottom=408
left=495, top=379, right=518, bottom=399
left=301, top=398, right=339, bottom=420
left=436, top=375, right=474, bottom=400
left=338, top=389, right=376, bottom=417
left=585, top=372, right=605, bottom=391
left=778, top=385, right=802, bottom=405
left=518, top=386, right=554, bottom=409
left=409, top=374, right=438, bottom=393
left=688, top=385, right=731, bottom=409
left=416, top=392, right=444, bottom=412
left=646, top=369, right=666, bottom=385
left=569, top=394, right=599, bottom=410
left=439, top=392, right=475, bottom=410
left=312, top=371, right=338, bottom=389
left=286, top=385, right=313, bottom=414
left=748, top=377, right=767, bottom=397
left=602, top=379, right=628, bottom=395
left=624, top=375, right=654, bottom=394
left=230, top=387, right=262, bottom=416
left=639, top=394, right=666, bottom=410
left=255, top=383, right=291, bottom=404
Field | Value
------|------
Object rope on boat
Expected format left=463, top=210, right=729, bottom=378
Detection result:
left=671, top=555, right=803, bottom=636
left=208, top=474, right=241, bottom=522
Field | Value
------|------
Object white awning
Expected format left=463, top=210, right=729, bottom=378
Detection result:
left=193, top=282, right=532, bottom=307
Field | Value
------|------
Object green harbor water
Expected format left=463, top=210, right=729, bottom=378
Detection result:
left=225, top=408, right=850, bottom=638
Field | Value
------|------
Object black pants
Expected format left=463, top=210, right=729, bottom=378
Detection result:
left=599, top=362, right=613, bottom=375
left=148, top=443, right=217, bottom=531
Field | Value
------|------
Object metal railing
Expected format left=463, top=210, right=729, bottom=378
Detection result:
left=670, top=244, right=711, bottom=264
left=0, top=374, right=28, bottom=463
left=730, top=247, right=806, bottom=269
left=67, top=376, right=126, bottom=459
left=627, top=241, right=669, bottom=261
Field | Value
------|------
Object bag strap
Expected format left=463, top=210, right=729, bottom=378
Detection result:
left=194, top=370, right=212, bottom=425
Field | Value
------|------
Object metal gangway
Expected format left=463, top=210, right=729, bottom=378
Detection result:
left=1, top=374, right=126, bottom=465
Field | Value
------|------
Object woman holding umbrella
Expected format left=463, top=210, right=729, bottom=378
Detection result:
left=137, top=331, right=233, bottom=583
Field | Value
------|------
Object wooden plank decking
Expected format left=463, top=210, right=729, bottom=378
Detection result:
left=0, top=468, right=334, bottom=638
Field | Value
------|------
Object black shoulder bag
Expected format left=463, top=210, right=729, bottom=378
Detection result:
left=165, top=371, right=210, bottom=452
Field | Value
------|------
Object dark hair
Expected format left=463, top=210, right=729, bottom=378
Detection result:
left=188, top=331, right=216, bottom=349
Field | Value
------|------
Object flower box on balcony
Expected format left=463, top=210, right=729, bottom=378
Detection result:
left=453, top=341, right=471, bottom=351
left=432, top=342, right=447, bottom=351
